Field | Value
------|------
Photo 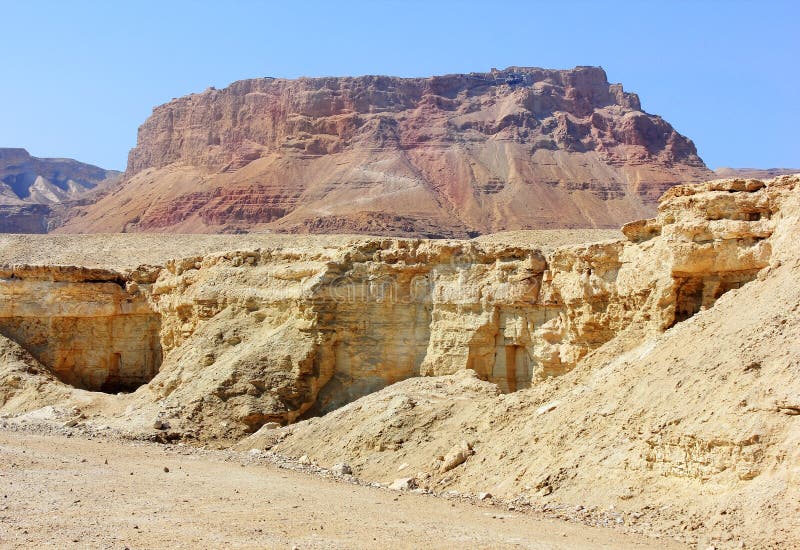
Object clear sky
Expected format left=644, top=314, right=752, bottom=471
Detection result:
left=1, top=0, right=797, bottom=170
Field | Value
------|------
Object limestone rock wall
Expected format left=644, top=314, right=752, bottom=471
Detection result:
left=0, top=266, right=162, bottom=391
left=134, top=177, right=783, bottom=440
left=1, top=176, right=790, bottom=441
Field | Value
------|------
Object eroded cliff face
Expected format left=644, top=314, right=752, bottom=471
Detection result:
left=133, top=176, right=781, bottom=440
left=0, top=266, right=162, bottom=391
left=58, top=67, right=713, bottom=236
left=1, top=176, right=790, bottom=442
left=1, top=177, right=796, bottom=550
left=266, top=175, right=800, bottom=550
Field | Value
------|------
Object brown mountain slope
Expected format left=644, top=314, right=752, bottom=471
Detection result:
left=715, top=167, right=799, bottom=179
left=0, top=148, right=120, bottom=233
left=58, top=66, right=713, bottom=236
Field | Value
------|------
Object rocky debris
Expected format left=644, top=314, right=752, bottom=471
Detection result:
left=0, top=415, right=767, bottom=548
left=59, top=67, right=713, bottom=236
left=331, top=463, right=352, bottom=476
left=776, top=401, right=800, bottom=415
left=536, top=401, right=560, bottom=415
left=389, top=477, right=417, bottom=491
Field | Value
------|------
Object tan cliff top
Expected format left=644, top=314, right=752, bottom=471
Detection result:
left=0, top=229, right=622, bottom=271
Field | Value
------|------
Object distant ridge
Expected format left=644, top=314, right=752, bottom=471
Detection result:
left=0, top=149, right=119, bottom=233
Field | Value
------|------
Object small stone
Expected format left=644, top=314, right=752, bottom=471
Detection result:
left=389, top=477, right=417, bottom=491
left=397, top=462, right=409, bottom=472
left=248, top=449, right=261, bottom=456
left=439, top=440, right=474, bottom=473
left=536, top=400, right=560, bottom=415
left=163, top=467, right=169, bottom=473
left=478, top=492, right=492, bottom=501
left=298, top=455, right=312, bottom=465
left=331, top=463, right=352, bottom=476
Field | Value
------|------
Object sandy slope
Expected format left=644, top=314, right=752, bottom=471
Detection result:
left=265, top=179, right=800, bottom=549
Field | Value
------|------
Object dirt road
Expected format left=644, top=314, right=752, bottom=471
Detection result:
left=0, top=430, right=685, bottom=549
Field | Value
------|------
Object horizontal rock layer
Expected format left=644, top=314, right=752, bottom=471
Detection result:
left=5, top=176, right=790, bottom=445
left=58, top=67, right=713, bottom=236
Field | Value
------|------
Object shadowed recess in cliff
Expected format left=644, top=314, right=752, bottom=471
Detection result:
left=0, top=266, right=162, bottom=392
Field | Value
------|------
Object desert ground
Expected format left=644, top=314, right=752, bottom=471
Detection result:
left=0, top=424, right=684, bottom=549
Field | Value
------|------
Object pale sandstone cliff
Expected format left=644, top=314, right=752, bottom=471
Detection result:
left=267, top=176, right=800, bottom=550
left=1, top=176, right=798, bottom=548
left=1, top=176, right=785, bottom=439
left=0, top=265, right=161, bottom=391
left=57, top=67, right=713, bottom=236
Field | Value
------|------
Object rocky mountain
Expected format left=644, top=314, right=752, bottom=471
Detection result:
left=0, top=148, right=120, bottom=233
left=58, top=66, right=714, bottom=236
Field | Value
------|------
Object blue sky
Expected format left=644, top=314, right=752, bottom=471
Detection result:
left=1, top=0, right=797, bottom=170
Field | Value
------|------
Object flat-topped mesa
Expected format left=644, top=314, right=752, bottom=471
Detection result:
left=60, top=66, right=713, bottom=236
left=127, top=66, right=648, bottom=173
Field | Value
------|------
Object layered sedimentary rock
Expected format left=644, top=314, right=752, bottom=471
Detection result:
left=0, top=265, right=161, bottom=391
left=0, top=148, right=120, bottom=233
left=1, top=176, right=790, bottom=442
left=58, top=67, right=713, bottom=236
left=265, top=176, right=800, bottom=550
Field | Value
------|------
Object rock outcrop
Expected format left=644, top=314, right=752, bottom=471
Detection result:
left=132, top=176, right=779, bottom=440
left=4, top=175, right=791, bottom=445
left=0, top=265, right=162, bottom=391
left=1, top=176, right=799, bottom=548
left=0, top=148, right=120, bottom=233
left=268, top=175, right=800, bottom=550
left=58, top=67, right=713, bottom=236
